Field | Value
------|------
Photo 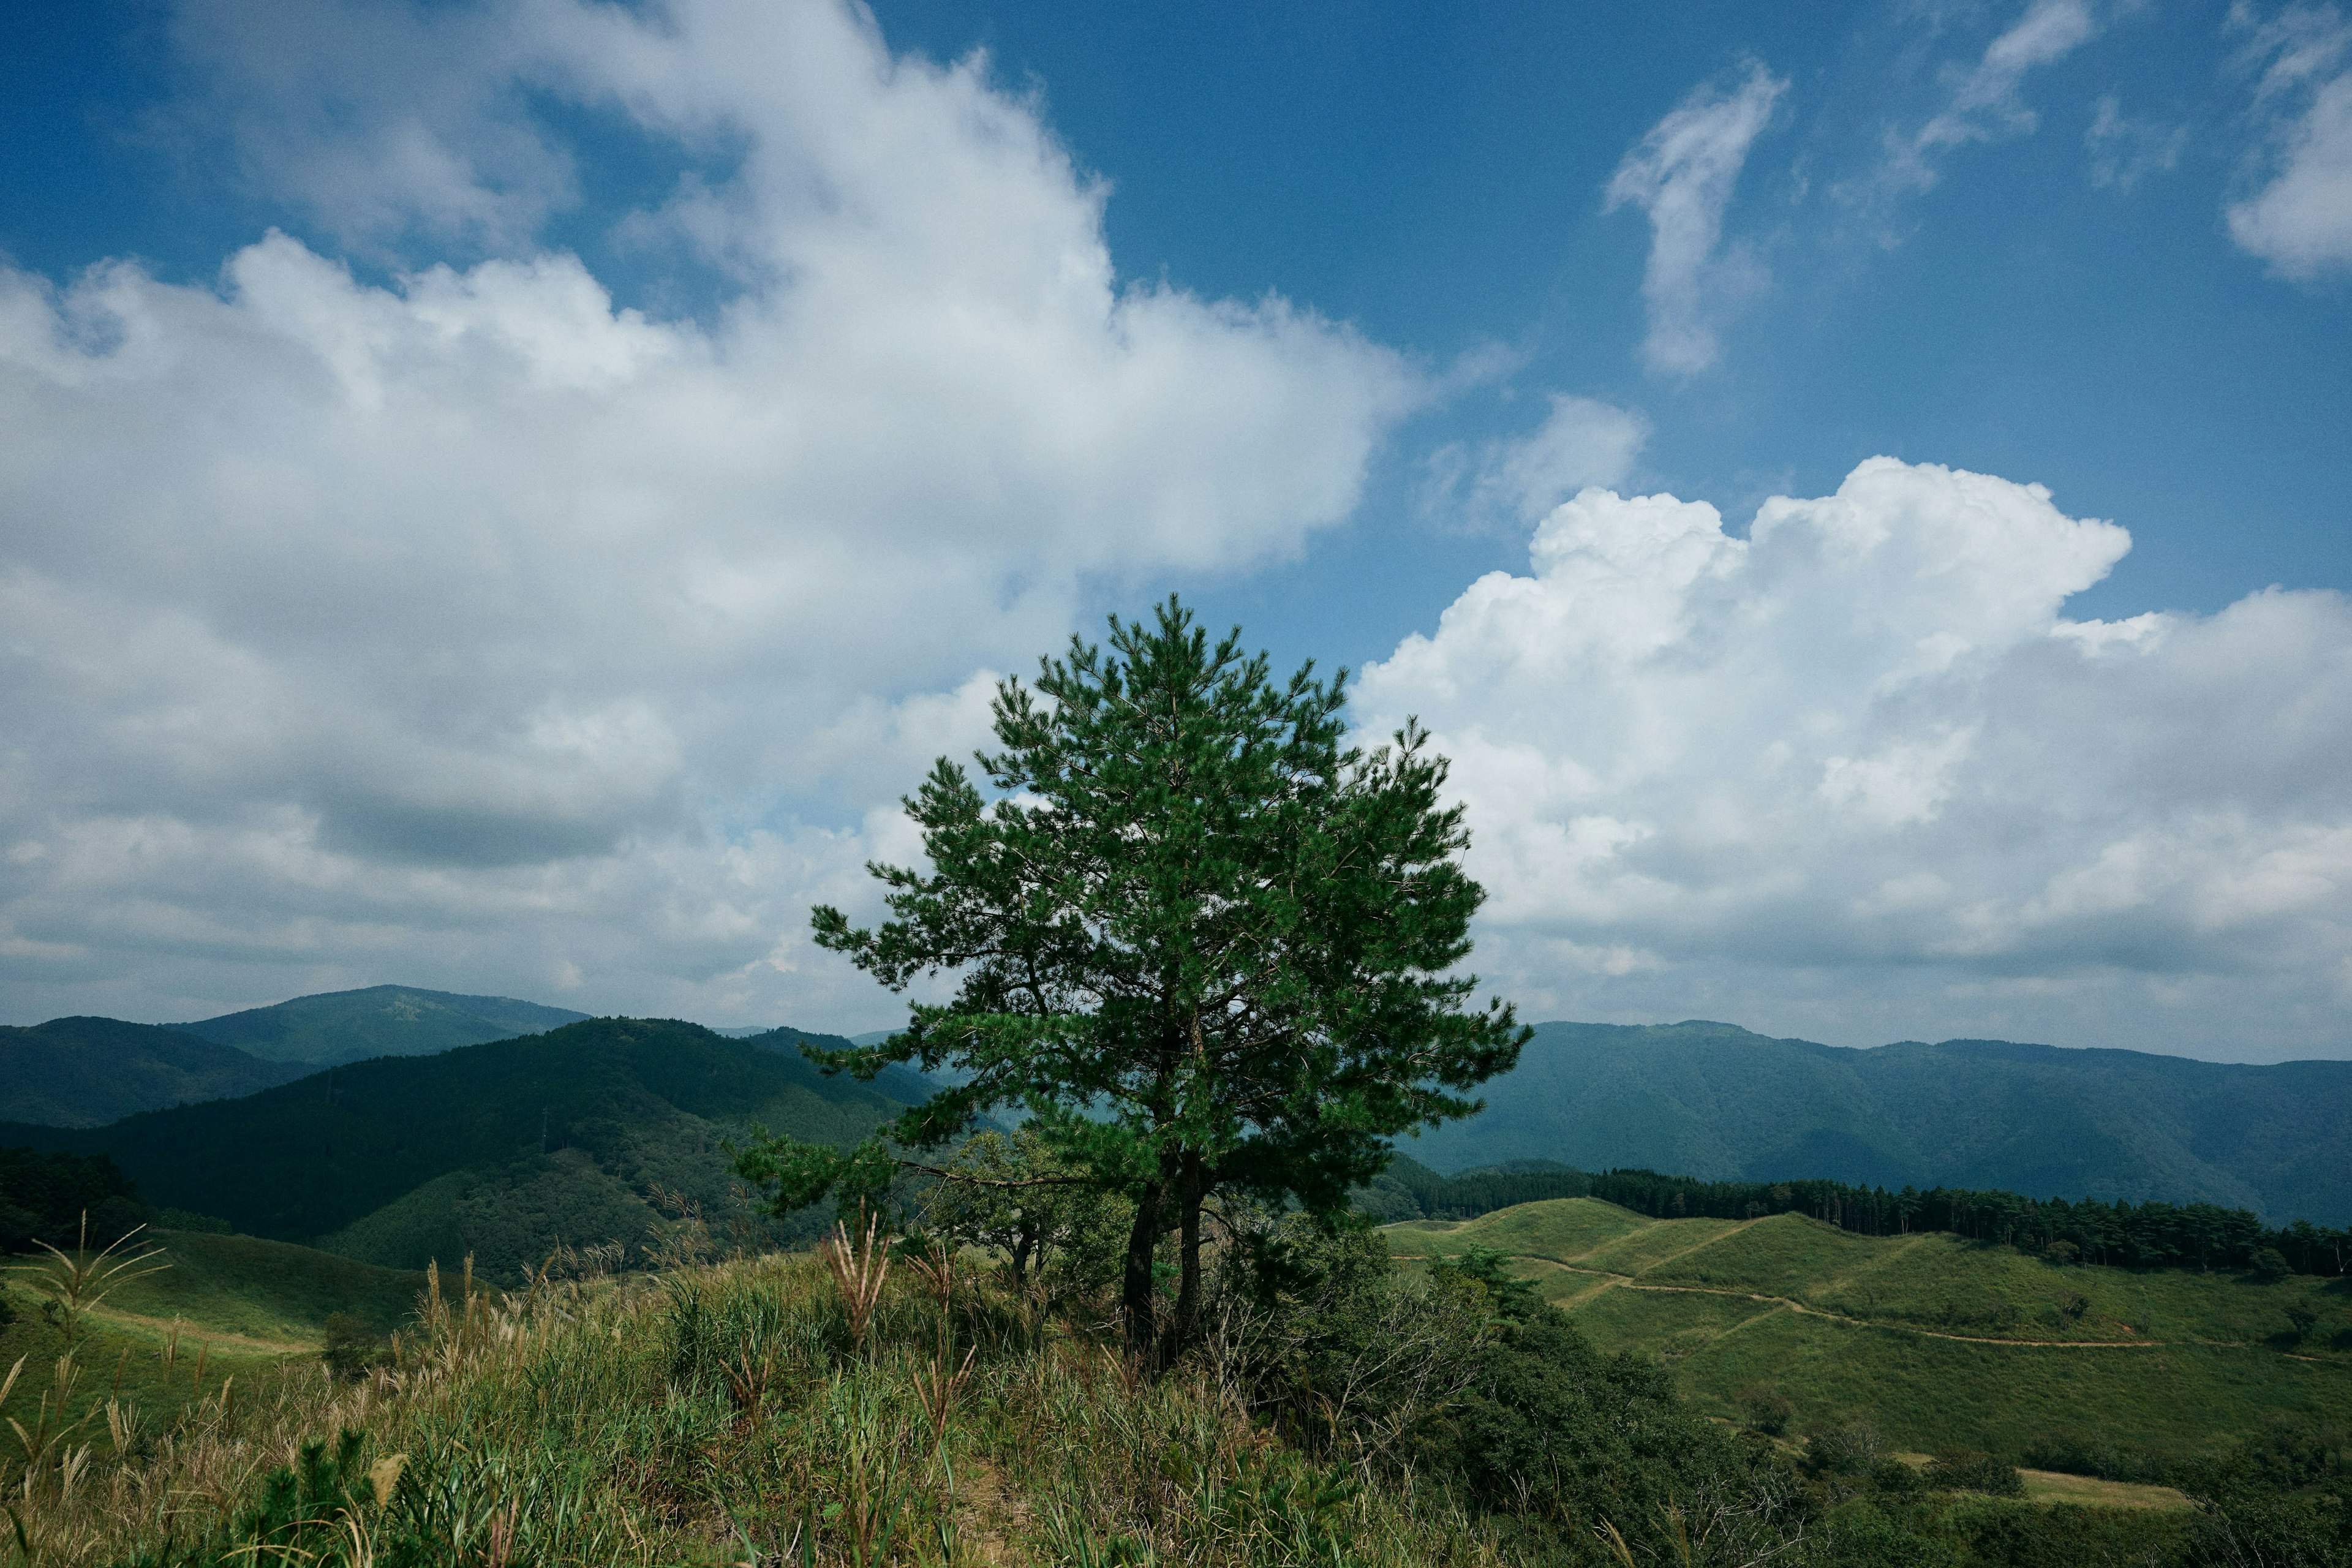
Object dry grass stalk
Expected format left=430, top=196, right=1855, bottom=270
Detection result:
left=823, top=1210, right=893, bottom=1350
left=915, top=1342, right=978, bottom=1453
left=6, top=1216, right=170, bottom=1349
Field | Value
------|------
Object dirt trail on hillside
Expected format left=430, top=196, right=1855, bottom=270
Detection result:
left=88, top=1306, right=317, bottom=1357
left=1607, top=1281, right=2164, bottom=1348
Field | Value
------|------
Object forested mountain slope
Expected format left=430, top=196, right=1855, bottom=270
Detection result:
left=169, top=983, right=591, bottom=1065
left=1404, top=1021, right=2352, bottom=1224
left=0, top=1018, right=922, bottom=1278
left=0, top=1015, right=308, bottom=1126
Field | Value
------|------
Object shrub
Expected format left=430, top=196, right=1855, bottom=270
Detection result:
left=1868, top=1457, right=1928, bottom=1498
left=2019, top=1434, right=2169, bottom=1485
left=1925, top=1451, right=2026, bottom=1496
left=1807, top=1421, right=1887, bottom=1477
left=319, top=1311, right=384, bottom=1381
left=1737, top=1385, right=1793, bottom=1436
left=2250, top=1247, right=2294, bottom=1283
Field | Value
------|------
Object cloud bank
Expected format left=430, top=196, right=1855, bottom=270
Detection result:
left=1360, top=459, right=2352, bottom=1061
left=0, top=0, right=1411, bottom=1025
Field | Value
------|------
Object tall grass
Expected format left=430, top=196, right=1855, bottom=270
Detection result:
left=2, top=1246, right=1503, bottom=1567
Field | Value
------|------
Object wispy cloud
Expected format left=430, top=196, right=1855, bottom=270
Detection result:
left=1605, top=61, right=1788, bottom=377
left=2085, top=93, right=2188, bottom=189
left=1422, top=394, right=1649, bottom=528
left=2226, top=3, right=2352, bottom=277
left=1887, top=0, right=2103, bottom=193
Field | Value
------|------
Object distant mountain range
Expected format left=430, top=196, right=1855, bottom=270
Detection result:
left=170, top=984, right=591, bottom=1065
left=1405, top=1021, right=2352, bottom=1226
left=9, top=988, right=2351, bottom=1239
left=0, top=1017, right=925, bottom=1281
left=0, top=1016, right=310, bottom=1126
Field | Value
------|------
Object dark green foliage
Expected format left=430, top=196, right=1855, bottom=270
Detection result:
left=2018, top=1434, right=2171, bottom=1485
left=1406, top=1019, right=2352, bottom=1227
left=1415, top=1302, right=1796, bottom=1564
left=169, top=984, right=589, bottom=1066
left=1738, top=1386, right=1794, bottom=1437
left=118, top=1431, right=381, bottom=1568
left=1924, top=1452, right=2026, bottom=1496
left=0, top=1017, right=307, bottom=1128
left=320, top=1311, right=385, bottom=1381
left=1806, top=1422, right=1888, bottom=1478
left=748, top=600, right=1526, bottom=1357
left=1580, top=1167, right=2351, bottom=1276
left=914, top=1129, right=1131, bottom=1300
left=0, top=1020, right=921, bottom=1278
left=1352, top=1153, right=1591, bottom=1220
left=2170, top=1420, right=2352, bottom=1567
left=1365, top=1149, right=2352, bottom=1280
left=0, top=1145, right=144, bottom=1251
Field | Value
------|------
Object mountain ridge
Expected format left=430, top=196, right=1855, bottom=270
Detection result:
left=170, top=984, right=592, bottom=1065
left=1406, top=1020, right=2352, bottom=1224
left=0, top=1016, right=310, bottom=1126
left=0, top=1017, right=922, bottom=1280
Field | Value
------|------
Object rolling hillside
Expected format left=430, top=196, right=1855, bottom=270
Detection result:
left=168, top=983, right=591, bottom=1065
left=0, top=1229, right=431, bottom=1442
left=0, top=1016, right=307, bottom=1126
left=1403, top=1020, right=2352, bottom=1224
left=1389, top=1196, right=2352, bottom=1467
left=0, top=1018, right=925, bottom=1280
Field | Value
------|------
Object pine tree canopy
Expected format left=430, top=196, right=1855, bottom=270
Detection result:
left=734, top=597, right=1527, bottom=1357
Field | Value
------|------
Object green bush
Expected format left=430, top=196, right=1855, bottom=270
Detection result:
left=1924, top=1451, right=2026, bottom=1496
left=1806, top=1422, right=1887, bottom=1477
left=1738, top=1385, right=1794, bottom=1436
left=318, top=1311, right=385, bottom=1381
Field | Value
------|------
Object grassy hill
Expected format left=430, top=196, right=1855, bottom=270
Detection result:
left=0, top=1018, right=924, bottom=1280
left=0, top=1229, right=429, bottom=1449
left=0, top=1016, right=307, bottom=1126
left=1389, top=1196, right=2352, bottom=1468
left=1402, top=1020, right=2352, bottom=1224
left=169, top=983, right=591, bottom=1065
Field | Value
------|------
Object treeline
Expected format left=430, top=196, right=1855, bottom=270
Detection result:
left=1362, top=1155, right=2352, bottom=1276
left=1354, top=1155, right=1592, bottom=1221
left=0, top=1144, right=145, bottom=1251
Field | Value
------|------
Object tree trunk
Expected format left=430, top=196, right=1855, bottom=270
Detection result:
left=1121, top=1178, right=1164, bottom=1360
left=1161, top=1152, right=1206, bottom=1367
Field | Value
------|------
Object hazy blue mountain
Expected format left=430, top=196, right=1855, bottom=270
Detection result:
left=1403, top=1021, right=2352, bottom=1224
left=172, top=984, right=590, bottom=1065
left=0, top=1016, right=309, bottom=1126
left=0, top=1018, right=921, bottom=1279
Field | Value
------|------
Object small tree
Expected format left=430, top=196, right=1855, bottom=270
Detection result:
left=916, top=1129, right=1125, bottom=1294
left=736, top=600, right=1526, bottom=1360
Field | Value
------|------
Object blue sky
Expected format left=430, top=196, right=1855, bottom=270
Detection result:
left=2, top=0, right=2348, bottom=1058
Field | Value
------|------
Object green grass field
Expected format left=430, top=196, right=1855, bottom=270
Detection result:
left=1388, top=1197, right=2352, bottom=1466
left=1, top=1229, right=429, bottom=1436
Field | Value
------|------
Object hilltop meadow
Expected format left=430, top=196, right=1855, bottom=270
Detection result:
left=2, top=1180, right=2348, bottom=1567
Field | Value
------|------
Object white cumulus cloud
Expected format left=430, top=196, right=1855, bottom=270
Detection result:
left=0, top=0, right=1412, bottom=1027
left=1359, top=459, right=2352, bottom=1061
left=1605, top=62, right=1788, bottom=376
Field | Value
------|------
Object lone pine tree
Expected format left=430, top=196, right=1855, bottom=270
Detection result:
left=735, top=598, right=1526, bottom=1362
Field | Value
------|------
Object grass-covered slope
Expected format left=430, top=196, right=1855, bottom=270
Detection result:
left=0, top=1229, right=429, bottom=1453
left=168, top=984, right=591, bottom=1065
left=0, top=1019, right=923, bottom=1278
left=0, top=1017, right=307, bottom=1126
left=1392, top=1197, right=2352, bottom=1465
left=1403, top=1020, right=2352, bottom=1223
